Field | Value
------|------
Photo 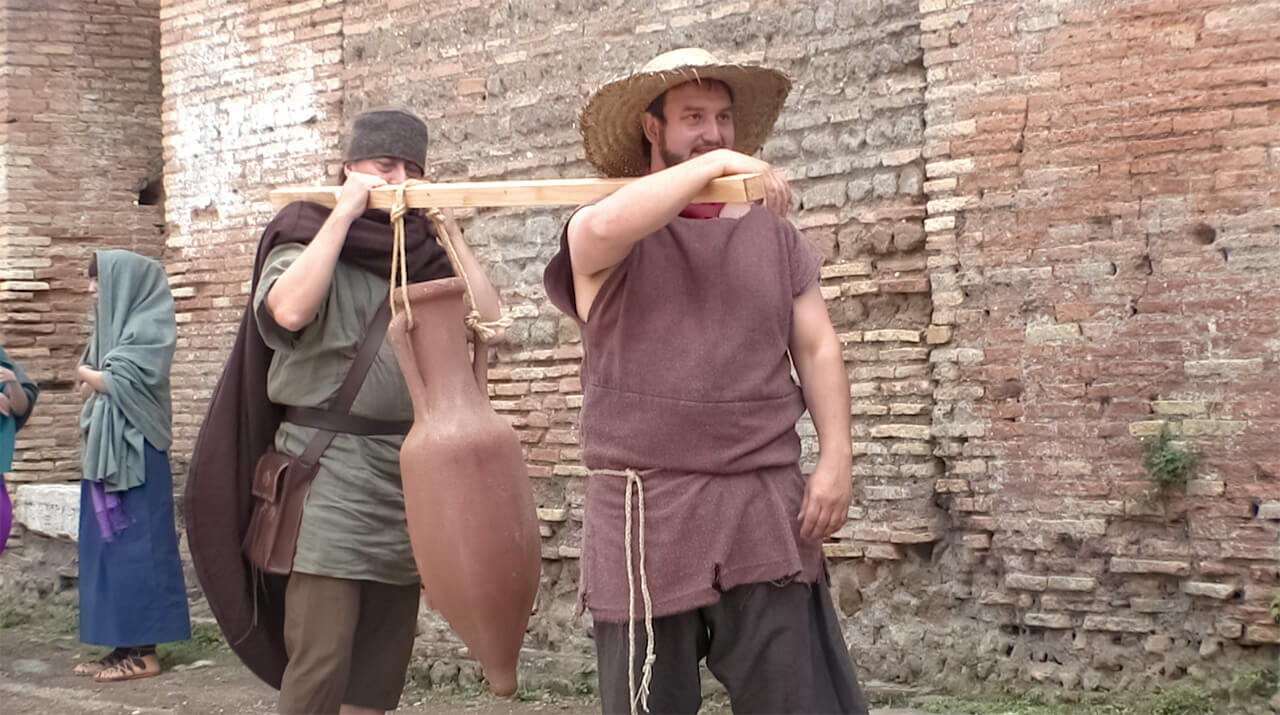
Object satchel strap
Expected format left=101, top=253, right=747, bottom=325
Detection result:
left=296, top=300, right=395, bottom=469
left=332, top=300, right=393, bottom=414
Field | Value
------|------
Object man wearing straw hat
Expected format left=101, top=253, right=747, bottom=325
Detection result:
left=545, top=49, right=868, bottom=714
left=187, top=108, right=503, bottom=714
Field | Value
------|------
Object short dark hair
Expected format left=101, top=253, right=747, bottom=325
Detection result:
left=640, top=78, right=734, bottom=157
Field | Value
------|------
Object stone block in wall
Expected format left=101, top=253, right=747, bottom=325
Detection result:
left=1240, top=625, right=1280, bottom=645
left=1151, top=400, right=1208, bottom=416
left=1024, top=612, right=1072, bottom=629
left=1129, top=598, right=1185, bottom=614
left=1254, top=501, right=1280, bottom=520
left=1109, top=558, right=1190, bottom=576
left=935, top=479, right=970, bottom=493
left=1025, top=319, right=1083, bottom=345
left=1179, top=420, right=1247, bottom=438
left=1082, top=615, right=1155, bottom=634
left=1183, top=358, right=1263, bottom=379
left=823, top=543, right=864, bottom=558
left=1184, top=479, right=1226, bottom=496
left=1143, top=635, right=1173, bottom=654
left=1005, top=573, right=1048, bottom=591
left=1217, top=622, right=1244, bottom=639
left=1181, top=582, right=1238, bottom=600
left=1047, top=576, right=1096, bottom=592
left=13, top=484, right=80, bottom=541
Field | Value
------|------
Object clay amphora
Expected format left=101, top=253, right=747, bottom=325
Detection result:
left=386, top=276, right=541, bottom=697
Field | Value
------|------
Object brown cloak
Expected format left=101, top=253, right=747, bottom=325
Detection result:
left=184, top=202, right=453, bottom=688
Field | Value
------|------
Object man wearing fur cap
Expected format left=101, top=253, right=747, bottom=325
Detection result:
left=544, top=48, right=868, bottom=714
left=188, top=108, right=502, bottom=714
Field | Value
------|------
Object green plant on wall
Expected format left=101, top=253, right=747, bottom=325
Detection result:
left=1141, top=423, right=1197, bottom=490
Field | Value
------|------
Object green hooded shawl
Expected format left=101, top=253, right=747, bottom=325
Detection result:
left=79, top=250, right=176, bottom=492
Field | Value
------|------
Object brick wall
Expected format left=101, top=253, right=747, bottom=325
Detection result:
left=159, top=0, right=346, bottom=458
left=338, top=1, right=935, bottom=657
left=0, top=0, right=165, bottom=484
left=919, top=0, right=1280, bottom=689
left=153, top=0, right=935, bottom=673
left=68, top=0, right=1279, bottom=692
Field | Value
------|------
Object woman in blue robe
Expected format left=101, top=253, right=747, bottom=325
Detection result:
left=73, top=250, right=190, bottom=682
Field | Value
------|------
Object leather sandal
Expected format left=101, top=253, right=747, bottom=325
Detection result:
left=73, top=649, right=127, bottom=676
left=93, top=653, right=160, bottom=682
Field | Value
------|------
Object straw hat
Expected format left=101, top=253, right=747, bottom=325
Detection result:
left=580, top=48, right=791, bottom=178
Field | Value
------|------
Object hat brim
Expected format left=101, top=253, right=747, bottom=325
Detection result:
left=580, top=64, right=791, bottom=178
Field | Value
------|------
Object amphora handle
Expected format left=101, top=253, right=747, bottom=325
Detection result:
left=472, top=339, right=489, bottom=393
left=386, top=312, right=430, bottom=417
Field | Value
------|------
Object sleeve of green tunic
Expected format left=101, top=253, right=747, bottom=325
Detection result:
left=252, top=244, right=420, bottom=585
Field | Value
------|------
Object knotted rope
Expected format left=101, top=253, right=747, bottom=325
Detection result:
left=593, top=467, right=657, bottom=715
left=388, top=180, right=512, bottom=339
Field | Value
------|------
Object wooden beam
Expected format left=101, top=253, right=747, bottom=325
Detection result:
left=268, top=173, right=764, bottom=210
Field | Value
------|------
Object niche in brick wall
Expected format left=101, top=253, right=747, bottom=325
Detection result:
left=135, top=176, right=162, bottom=206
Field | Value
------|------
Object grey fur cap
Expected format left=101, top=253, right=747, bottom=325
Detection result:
left=344, top=109, right=428, bottom=173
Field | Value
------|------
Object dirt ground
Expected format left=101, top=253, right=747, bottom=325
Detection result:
left=0, top=623, right=932, bottom=715
left=0, top=623, right=599, bottom=715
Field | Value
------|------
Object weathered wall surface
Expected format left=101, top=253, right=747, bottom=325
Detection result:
left=158, top=0, right=346, bottom=451
left=0, top=0, right=166, bottom=484
left=335, top=0, right=935, bottom=665
left=916, top=0, right=1280, bottom=691
left=0, top=0, right=1260, bottom=694
left=157, top=0, right=934, bottom=679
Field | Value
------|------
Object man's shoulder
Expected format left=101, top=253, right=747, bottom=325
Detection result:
left=263, top=241, right=305, bottom=265
left=264, top=201, right=332, bottom=239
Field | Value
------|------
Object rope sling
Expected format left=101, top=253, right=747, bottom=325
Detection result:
left=388, top=179, right=511, bottom=339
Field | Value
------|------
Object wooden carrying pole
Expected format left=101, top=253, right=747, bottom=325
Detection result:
left=268, top=173, right=764, bottom=210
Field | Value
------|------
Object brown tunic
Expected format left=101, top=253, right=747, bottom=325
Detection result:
left=544, top=204, right=825, bottom=622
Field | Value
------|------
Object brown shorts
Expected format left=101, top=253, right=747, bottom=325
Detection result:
left=278, top=572, right=421, bottom=714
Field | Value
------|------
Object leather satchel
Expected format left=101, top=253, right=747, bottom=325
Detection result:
left=242, top=300, right=399, bottom=575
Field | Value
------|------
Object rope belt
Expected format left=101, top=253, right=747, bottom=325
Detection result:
left=593, top=467, right=658, bottom=715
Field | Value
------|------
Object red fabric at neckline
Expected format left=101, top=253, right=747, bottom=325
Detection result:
left=678, top=203, right=725, bottom=219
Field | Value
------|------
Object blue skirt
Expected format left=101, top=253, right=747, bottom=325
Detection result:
left=79, top=441, right=191, bottom=647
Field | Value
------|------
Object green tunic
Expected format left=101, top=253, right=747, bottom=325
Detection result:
left=254, top=244, right=418, bottom=585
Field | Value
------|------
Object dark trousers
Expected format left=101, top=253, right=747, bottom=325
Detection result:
left=594, top=577, right=868, bottom=714
left=278, top=572, right=420, bottom=714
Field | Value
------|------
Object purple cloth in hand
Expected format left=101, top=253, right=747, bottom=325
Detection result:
left=0, top=477, right=11, bottom=555
left=89, top=481, right=129, bottom=542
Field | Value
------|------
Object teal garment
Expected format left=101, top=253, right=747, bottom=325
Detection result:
left=1, top=346, right=39, bottom=473
left=0, top=417, right=12, bottom=475
left=79, top=251, right=176, bottom=492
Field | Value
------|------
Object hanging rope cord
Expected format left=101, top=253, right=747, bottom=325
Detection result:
left=388, top=180, right=512, bottom=339
left=593, top=467, right=658, bottom=715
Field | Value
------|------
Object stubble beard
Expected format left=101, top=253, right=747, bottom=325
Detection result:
left=657, top=134, right=726, bottom=169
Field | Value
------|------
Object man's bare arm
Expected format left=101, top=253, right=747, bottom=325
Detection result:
left=566, top=148, right=791, bottom=319
left=267, top=172, right=385, bottom=331
left=790, top=285, right=853, bottom=542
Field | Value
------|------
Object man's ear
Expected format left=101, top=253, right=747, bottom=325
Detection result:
left=641, top=113, right=664, bottom=145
